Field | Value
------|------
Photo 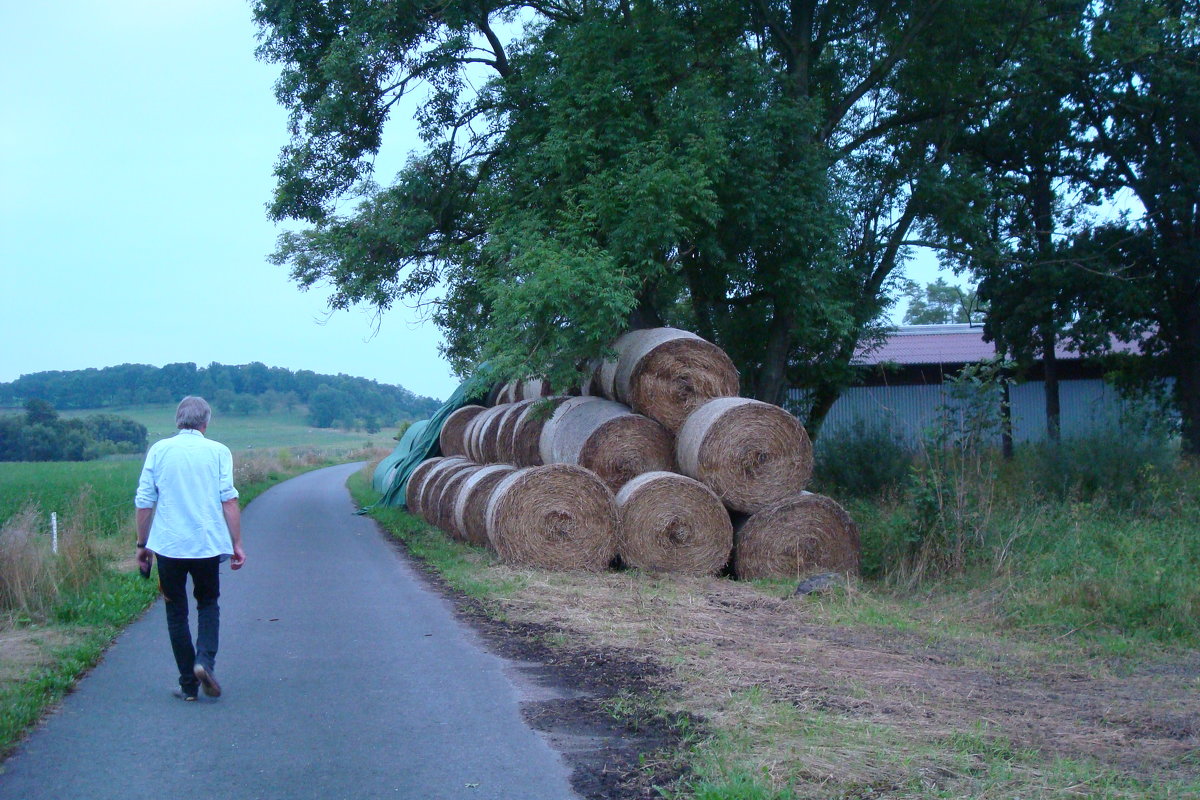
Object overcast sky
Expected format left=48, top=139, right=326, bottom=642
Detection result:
left=1, top=1, right=945, bottom=405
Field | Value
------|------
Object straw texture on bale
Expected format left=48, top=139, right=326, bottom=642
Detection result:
left=539, top=397, right=675, bottom=492
left=733, top=492, right=860, bottom=581
left=615, top=471, right=733, bottom=576
left=517, top=379, right=552, bottom=401
left=485, top=465, right=618, bottom=571
left=439, top=405, right=485, bottom=457
left=453, top=464, right=517, bottom=547
left=404, top=457, right=446, bottom=514
left=510, top=396, right=571, bottom=467
left=434, top=465, right=481, bottom=539
left=417, top=457, right=471, bottom=521
left=465, top=405, right=502, bottom=462
left=494, top=399, right=534, bottom=464
left=485, top=382, right=506, bottom=407
left=595, top=347, right=623, bottom=400
left=614, top=328, right=740, bottom=432
left=676, top=397, right=812, bottom=513
left=477, top=403, right=515, bottom=463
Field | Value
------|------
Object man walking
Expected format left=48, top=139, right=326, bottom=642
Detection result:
left=135, top=396, right=246, bottom=701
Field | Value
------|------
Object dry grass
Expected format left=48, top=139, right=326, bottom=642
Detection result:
left=234, top=445, right=391, bottom=487
left=0, top=492, right=106, bottom=623
left=450, top=558, right=1198, bottom=797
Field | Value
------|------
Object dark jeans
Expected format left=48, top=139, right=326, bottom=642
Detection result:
left=156, top=555, right=221, bottom=693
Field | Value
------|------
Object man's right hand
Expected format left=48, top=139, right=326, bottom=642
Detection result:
left=230, top=544, right=246, bottom=570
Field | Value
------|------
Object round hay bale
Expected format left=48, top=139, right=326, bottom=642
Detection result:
left=404, top=457, right=446, bottom=514
left=417, top=457, right=471, bottom=522
left=477, top=403, right=516, bottom=463
left=615, top=327, right=740, bottom=432
left=485, top=465, right=618, bottom=570
left=495, top=399, right=534, bottom=464
left=595, top=331, right=643, bottom=400
left=676, top=397, right=812, bottom=513
left=439, top=405, right=486, bottom=458
left=453, top=464, right=518, bottom=547
left=511, top=396, right=571, bottom=467
left=499, top=381, right=519, bottom=405
left=615, top=471, right=733, bottom=576
left=485, top=382, right=507, bottom=407
left=539, top=397, right=675, bottom=493
left=733, top=492, right=860, bottom=581
left=517, top=378, right=552, bottom=401
left=465, top=405, right=502, bottom=462
left=435, top=465, right=482, bottom=539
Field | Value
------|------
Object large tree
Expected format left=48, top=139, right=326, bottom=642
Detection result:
left=254, top=0, right=1067, bottom=431
left=1067, top=0, right=1200, bottom=453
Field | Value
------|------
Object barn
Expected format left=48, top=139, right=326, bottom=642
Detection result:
left=804, top=324, right=1135, bottom=444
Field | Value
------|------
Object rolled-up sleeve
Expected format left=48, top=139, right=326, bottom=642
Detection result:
left=134, top=448, right=159, bottom=508
left=218, top=446, right=239, bottom=503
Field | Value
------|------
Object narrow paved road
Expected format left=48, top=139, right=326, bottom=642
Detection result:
left=0, top=462, right=578, bottom=800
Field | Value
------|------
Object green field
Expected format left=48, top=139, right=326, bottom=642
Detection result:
left=59, top=404, right=405, bottom=452
left=1, top=405, right=409, bottom=527
left=0, top=461, right=141, bottom=530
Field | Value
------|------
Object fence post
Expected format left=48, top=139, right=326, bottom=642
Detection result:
left=51, top=511, right=58, bottom=554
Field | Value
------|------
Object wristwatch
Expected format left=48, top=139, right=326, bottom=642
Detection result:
left=136, top=541, right=148, bottom=548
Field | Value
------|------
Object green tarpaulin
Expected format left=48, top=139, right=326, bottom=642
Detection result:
left=369, top=372, right=491, bottom=509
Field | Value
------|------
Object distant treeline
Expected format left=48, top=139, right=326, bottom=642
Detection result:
left=0, top=399, right=147, bottom=462
left=0, top=362, right=442, bottom=430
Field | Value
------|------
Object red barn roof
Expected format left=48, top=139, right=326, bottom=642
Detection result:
left=853, top=324, right=1092, bottom=366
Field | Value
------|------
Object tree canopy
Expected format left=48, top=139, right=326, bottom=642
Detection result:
left=0, top=362, right=441, bottom=430
left=254, top=0, right=1200, bottom=451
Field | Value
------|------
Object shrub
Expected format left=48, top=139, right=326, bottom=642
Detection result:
left=812, top=417, right=915, bottom=500
left=1007, top=425, right=1177, bottom=509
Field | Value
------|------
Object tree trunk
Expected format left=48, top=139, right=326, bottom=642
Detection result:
left=1176, top=312, right=1200, bottom=457
left=753, top=306, right=795, bottom=406
left=1042, top=324, right=1060, bottom=441
left=803, top=381, right=842, bottom=441
left=1032, top=164, right=1060, bottom=442
left=1001, top=369, right=1014, bottom=459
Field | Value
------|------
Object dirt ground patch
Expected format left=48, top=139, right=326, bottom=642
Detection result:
left=0, top=627, right=74, bottom=688
left=381, top=525, right=1200, bottom=796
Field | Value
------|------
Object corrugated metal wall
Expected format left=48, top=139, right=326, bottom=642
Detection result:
left=799, top=378, right=1131, bottom=444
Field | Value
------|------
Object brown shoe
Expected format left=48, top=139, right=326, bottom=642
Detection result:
left=193, top=664, right=222, bottom=698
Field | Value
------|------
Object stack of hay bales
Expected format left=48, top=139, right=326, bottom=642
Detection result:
left=401, top=327, right=857, bottom=581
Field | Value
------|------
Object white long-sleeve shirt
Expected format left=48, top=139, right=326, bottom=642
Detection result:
left=134, top=429, right=239, bottom=558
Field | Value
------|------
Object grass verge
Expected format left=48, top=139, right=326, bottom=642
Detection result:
left=351, top=464, right=1200, bottom=800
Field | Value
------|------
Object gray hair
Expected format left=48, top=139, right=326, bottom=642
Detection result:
left=176, top=396, right=212, bottom=430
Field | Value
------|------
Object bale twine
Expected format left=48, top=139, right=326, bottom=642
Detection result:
left=435, top=465, right=482, bottom=539
left=733, top=492, right=860, bottom=581
left=439, top=405, right=486, bottom=458
left=614, top=327, right=740, bottom=432
left=453, top=464, right=518, bottom=547
left=615, top=471, right=733, bottom=576
left=417, top=457, right=471, bottom=523
left=404, top=457, right=446, bottom=515
left=495, top=399, right=534, bottom=464
left=676, top=397, right=812, bottom=513
left=510, top=396, right=571, bottom=467
left=539, top=397, right=675, bottom=493
left=485, top=465, right=618, bottom=571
